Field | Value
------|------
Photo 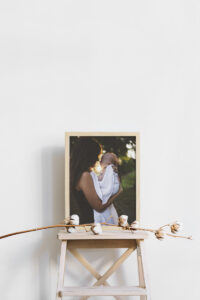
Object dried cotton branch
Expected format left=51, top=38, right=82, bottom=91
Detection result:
left=0, top=215, right=192, bottom=241
left=118, top=215, right=129, bottom=227
left=155, top=229, right=165, bottom=240
left=170, top=221, right=183, bottom=233
left=91, top=223, right=102, bottom=235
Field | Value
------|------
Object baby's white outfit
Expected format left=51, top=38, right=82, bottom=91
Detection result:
left=90, top=164, right=119, bottom=224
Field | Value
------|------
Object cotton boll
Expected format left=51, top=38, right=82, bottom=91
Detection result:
left=176, top=221, right=183, bottom=231
left=130, top=220, right=140, bottom=229
left=70, top=215, right=80, bottom=226
left=155, top=229, right=165, bottom=240
left=67, top=227, right=77, bottom=233
left=170, top=221, right=183, bottom=233
left=91, top=223, right=102, bottom=235
left=118, top=215, right=128, bottom=227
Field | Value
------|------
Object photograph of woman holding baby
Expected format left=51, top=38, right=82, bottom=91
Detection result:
left=69, top=135, right=137, bottom=225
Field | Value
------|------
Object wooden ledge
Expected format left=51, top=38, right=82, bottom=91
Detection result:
left=57, top=230, right=148, bottom=241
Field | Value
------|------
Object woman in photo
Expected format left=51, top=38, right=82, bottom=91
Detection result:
left=90, top=152, right=120, bottom=225
left=70, top=137, right=123, bottom=224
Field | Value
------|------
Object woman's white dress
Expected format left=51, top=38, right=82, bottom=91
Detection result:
left=90, top=164, right=119, bottom=224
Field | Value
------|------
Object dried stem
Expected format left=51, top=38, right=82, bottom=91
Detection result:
left=105, top=215, right=113, bottom=222
left=0, top=224, right=64, bottom=239
left=0, top=222, right=192, bottom=241
left=129, top=227, right=156, bottom=233
left=166, top=233, right=192, bottom=240
left=0, top=222, right=115, bottom=239
left=159, top=223, right=171, bottom=229
left=0, top=223, right=97, bottom=239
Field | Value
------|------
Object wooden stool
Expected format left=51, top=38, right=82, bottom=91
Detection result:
left=56, top=229, right=151, bottom=299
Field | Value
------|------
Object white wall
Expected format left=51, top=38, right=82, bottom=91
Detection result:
left=0, top=1, right=199, bottom=299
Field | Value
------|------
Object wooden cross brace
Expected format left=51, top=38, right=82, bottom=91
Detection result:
left=70, top=246, right=135, bottom=300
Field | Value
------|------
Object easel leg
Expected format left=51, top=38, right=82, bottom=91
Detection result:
left=136, top=240, right=151, bottom=300
left=56, top=241, right=67, bottom=300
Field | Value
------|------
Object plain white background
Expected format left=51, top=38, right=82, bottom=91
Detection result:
left=0, top=1, right=199, bottom=299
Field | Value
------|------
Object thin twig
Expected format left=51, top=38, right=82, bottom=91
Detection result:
left=166, top=233, right=192, bottom=240
left=0, top=222, right=114, bottom=239
left=159, top=223, right=171, bottom=229
left=0, top=224, right=64, bottom=239
left=128, top=227, right=156, bottom=233
left=0, top=223, right=96, bottom=239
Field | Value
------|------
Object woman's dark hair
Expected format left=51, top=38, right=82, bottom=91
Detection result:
left=70, top=137, right=102, bottom=191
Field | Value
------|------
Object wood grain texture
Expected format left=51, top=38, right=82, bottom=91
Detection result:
left=67, top=239, right=136, bottom=248
left=57, top=230, right=148, bottom=241
left=59, top=286, right=147, bottom=296
left=137, top=240, right=151, bottom=300
left=56, top=241, right=67, bottom=300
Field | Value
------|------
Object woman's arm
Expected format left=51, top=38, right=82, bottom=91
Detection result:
left=79, top=172, right=123, bottom=213
left=105, top=183, right=123, bottom=207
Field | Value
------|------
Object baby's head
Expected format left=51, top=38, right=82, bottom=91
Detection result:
left=100, top=152, right=119, bottom=167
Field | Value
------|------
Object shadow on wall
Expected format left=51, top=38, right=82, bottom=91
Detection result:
left=33, top=147, right=135, bottom=300
left=35, top=147, right=65, bottom=300
left=0, top=147, right=65, bottom=300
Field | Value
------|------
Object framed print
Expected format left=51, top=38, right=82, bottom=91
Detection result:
left=65, top=132, right=140, bottom=225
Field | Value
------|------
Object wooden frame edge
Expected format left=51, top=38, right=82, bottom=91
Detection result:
left=65, top=132, right=140, bottom=223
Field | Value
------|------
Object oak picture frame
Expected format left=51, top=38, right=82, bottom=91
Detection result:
left=65, top=132, right=140, bottom=226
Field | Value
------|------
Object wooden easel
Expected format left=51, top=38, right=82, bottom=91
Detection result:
left=56, top=229, right=150, bottom=299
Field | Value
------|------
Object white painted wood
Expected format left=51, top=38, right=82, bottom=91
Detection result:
left=56, top=241, right=67, bottom=300
left=137, top=240, right=151, bottom=300
left=60, top=286, right=147, bottom=296
left=58, top=230, right=148, bottom=240
left=56, top=232, right=151, bottom=300
left=65, top=132, right=70, bottom=220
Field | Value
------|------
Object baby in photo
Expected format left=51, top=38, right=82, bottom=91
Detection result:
left=90, top=152, right=120, bottom=224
